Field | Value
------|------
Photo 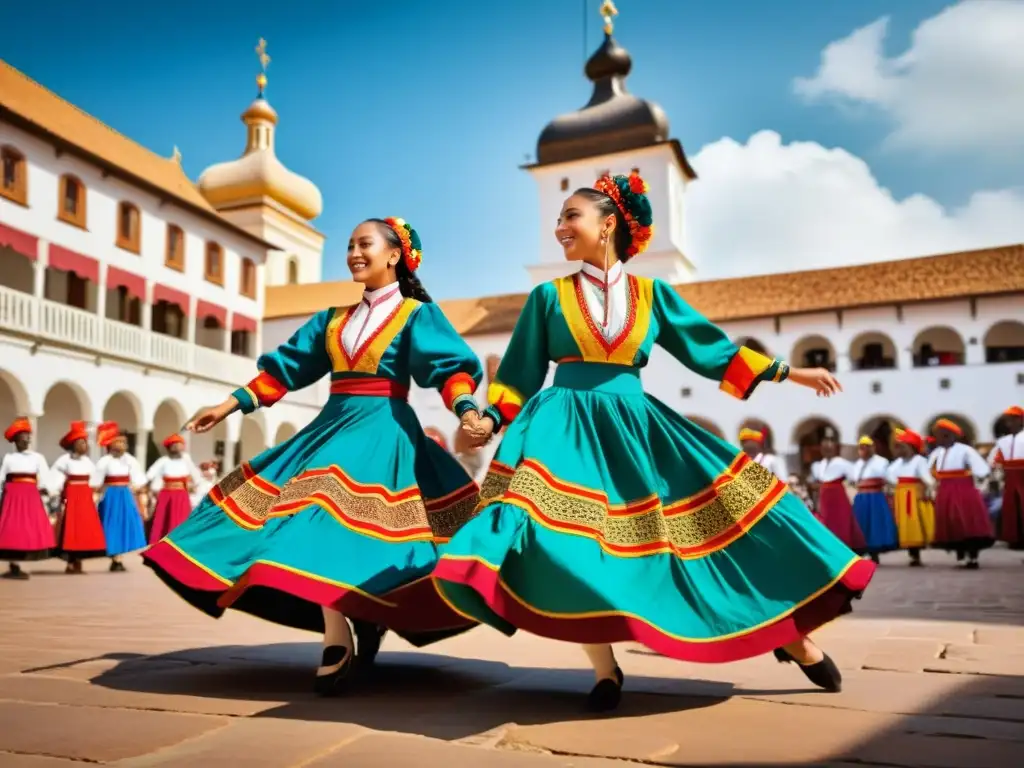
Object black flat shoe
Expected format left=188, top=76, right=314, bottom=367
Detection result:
left=586, top=666, right=624, bottom=712
left=314, top=645, right=353, bottom=697
left=773, top=648, right=842, bottom=692
left=352, top=619, right=388, bottom=671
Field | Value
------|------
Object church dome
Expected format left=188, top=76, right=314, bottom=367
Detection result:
left=199, top=94, right=322, bottom=221
left=536, top=33, right=670, bottom=166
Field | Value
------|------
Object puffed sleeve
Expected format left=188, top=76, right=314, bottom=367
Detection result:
left=232, top=309, right=334, bottom=414
left=483, top=284, right=553, bottom=430
left=404, top=302, right=484, bottom=418
left=653, top=280, right=789, bottom=400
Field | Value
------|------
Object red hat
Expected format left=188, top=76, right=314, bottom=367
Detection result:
left=933, top=418, right=963, bottom=437
left=4, top=418, right=31, bottom=443
left=59, top=421, right=89, bottom=450
left=162, top=434, right=185, bottom=449
left=738, top=427, right=764, bottom=444
left=1004, top=406, right=1024, bottom=418
left=96, top=421, right=121, bottom=448
left=894, top=428, right=924, bottom=454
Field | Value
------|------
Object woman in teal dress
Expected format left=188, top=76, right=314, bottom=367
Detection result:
left=440, top=172, right=877, bottom=712
left=144, top=218, right=483, bottom=695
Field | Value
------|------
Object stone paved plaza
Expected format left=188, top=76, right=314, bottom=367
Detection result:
left=1, top=547, right=1022, bottom=767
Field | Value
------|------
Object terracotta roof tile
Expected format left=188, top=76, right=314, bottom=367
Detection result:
left=263, top=245, right=1023, bottom=333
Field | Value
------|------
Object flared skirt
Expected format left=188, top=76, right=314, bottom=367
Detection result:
left=851, top=491, right=898, bottom=554
left=57, top=482, right=106, bottom=559
left=0, top=481, right=56, bottom=561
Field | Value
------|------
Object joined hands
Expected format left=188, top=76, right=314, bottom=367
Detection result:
left=461, top=410, right=495, bottom=448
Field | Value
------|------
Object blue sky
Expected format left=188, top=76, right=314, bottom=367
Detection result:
left=3, top=0, right=1017, bottom=299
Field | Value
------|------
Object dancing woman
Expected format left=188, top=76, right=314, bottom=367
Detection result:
left=146, top=434, right=201, bottom=543
left=437, top=172, right=876, bottom=712
left=0, top=419, right=54, bottom=580
left=50, top=421, right=107, bottom=573
left=887, top=429, right=935, bottom=566
left=92, top=422, right=148, bottom=572
left=144, top=217, right=483, bottom=695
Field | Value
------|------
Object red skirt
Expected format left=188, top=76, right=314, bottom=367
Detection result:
left=57, top=477, right=107, bottom=560
left=933, top=474, right=994, bottom=549
left=148, top=484, right=193, bottom=544
left=0, top=475, right=56, bottom=561
left=817, top=481, right=866, bottom=551
left=999, top=464, right=1024, bottom=548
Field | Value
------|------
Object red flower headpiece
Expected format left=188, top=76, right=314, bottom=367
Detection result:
left=383, top=217, right=423, bottom=273
left=593, top=171, right=655, bottom=257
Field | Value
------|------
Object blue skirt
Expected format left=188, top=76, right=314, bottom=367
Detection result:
left=852, top=491, right=898, bottom=554
left=98, top=486, right=147, bottom=556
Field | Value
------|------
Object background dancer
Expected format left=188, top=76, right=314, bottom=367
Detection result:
left=888, top=429, right=936, bottom=566
left=739, top=427, right=787, bottom=481
left=50, top=421, right=106, bottom=573
left=92, top=422, right=147, bottom=572
left=146, top=434, right=201, bottom=543
left=436, top=172, right=871, bottom=713
left=929, top=419, right=993, bottom=569
left=809, top=430, right=864, bottom=550
left=0, top=419, right=54, bottom=580
left=991, top=406, right=1023, bottom=550
left=851, top=436, right=897, bottom=563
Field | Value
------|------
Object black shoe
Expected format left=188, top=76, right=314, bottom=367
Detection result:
left=586, top=666, right=624, bottom=712
left=313, top=645, right=352, bottom=697
left=2, top=565, right=28, bottom=580
left=773, top=647, right=842, bottom=692
left=964, top=560, right=980, bottom=570
left=908, top=558, right=922, bottom=567
left=352, top=619, right=388, bottom=671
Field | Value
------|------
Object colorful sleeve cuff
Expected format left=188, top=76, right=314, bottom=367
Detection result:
left=234, top=370, right=288, bottom=414
left=719, top=347, right=788, bottom=401
left=482, top=405, right=504, bottom=432
left=441, top=372, right=478, bottom=414
left=487, top=381, right=524, bottom=427
left=453, top=396, right=478, bottom=419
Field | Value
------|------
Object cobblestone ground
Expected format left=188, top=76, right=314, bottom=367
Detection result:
left=0, top=547, right=1022, bottom=767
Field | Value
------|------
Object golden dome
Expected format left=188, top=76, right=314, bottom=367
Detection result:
left=198, top=96, right=322, bottom=221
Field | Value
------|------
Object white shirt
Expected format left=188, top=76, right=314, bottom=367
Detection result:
left=0, top=450, right=49, bottom=488
left=928, top=443, right=991, bottom=480
left=92, top=452, right=146, bottom=489
left=190, top=477, right=216, bottom=508
left=578, top=262, right=628, bottom=342
left=888, top=454, right=935, bottom=487
left=342, top=283, right=404, bottom=357
left=991, top=431, right=1024, bottom=467
left=50, top=454, right=96, bottom=494
left=147, top=455, right=201, bottom=492
left=753, top=452, right=788, bottom=481
left=811, top=456, right=854, bottom=483
left=852, top=454, right=890, bottom=483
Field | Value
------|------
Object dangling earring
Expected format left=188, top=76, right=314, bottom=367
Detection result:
left=601, top=232, right=611, bottom=330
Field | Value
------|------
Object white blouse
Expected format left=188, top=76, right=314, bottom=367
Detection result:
left=578, top=261, right=628, bottom=342
left=753, top=452, right=788, bottom=481
left=852, top=454, right=890, bottom=483
left=0, top=450, right=49, bottom=488
left=342, top=283, right=404, bottom=357
left=887, top=455, right=934, bottom=486
left=50, top=454, right=96, bottom=494
left=147, top=455, right=201, bottom=492
left=811, top=456, right=854, bottom=483
left=92, top=453, right=146, bottom=489
left=991, top=431, right=1024, bottom=467
left=928, top=443, right=991, bottom=480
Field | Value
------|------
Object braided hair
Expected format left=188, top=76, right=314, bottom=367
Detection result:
left=365, top=218, right=433, bottom=303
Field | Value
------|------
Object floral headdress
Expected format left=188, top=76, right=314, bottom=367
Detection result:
left=593, top=171, right=655, bottom=257
left=383, top=217, right=423, bottom=273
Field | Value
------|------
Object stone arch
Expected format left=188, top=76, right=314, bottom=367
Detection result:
left=37, top=381, right=93, bottom=463
left=856, top=414, right=906, bottom=460
left=733, top=336, right=772, bottom=357
left=149, top=399, right=188, bottom=467
left=274, top=422, right=298, bottom=444
left=684, top=415, right=724, bottom=439
left=791, top=335, right=836, bottom=371
left=0, top=368, right=31, bottom=437
left=983, top=320, right=1024, bottom=364
left=102, top=391, right=144, bottom=458
left=238, top=416, right=267, bottom=464
left=849, top=331, right=898, bottom=371
left=992, top=412, right=1020, bottom=440
left=912, top=326, right=965, bottom=367
left=923, top=412, right=977, bottom=445
left=791, top=416, right=841, bottom=471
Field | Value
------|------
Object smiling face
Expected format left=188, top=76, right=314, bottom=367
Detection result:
left=555, top=193, right=617, bottom=264
left=347, top=221, right=400, bottom=289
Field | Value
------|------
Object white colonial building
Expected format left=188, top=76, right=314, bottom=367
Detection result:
left=0, top=59, right=326, bottom=467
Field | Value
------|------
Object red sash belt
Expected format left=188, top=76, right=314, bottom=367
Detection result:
left=896, top=477, right=923, bottom=487
left=936, top=469, right=972, bottom=481
left=820, top=479, right=845, bottom=487
left=856, top=478, right=885, bottom=492
left=104, top=477, right=131, bottom=487
left=1003, top=459, right=1024, bottom=472
left=330, top=377, right=409, bottom=400
left=4, top=473, right=37, bottom=485
left=161, top=477, right=189, bottom=490
left=65, top=474, right=91, bottom=486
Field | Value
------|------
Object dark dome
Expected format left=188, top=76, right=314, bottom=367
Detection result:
left=536, top=33, right=670, bottom=166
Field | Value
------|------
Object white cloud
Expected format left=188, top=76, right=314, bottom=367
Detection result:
left=793, top=1, right=1024, bottom=153
left=686, top=130, right=1024, bottom=278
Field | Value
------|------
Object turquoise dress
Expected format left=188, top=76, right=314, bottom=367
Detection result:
left=144, top=297, right=483, bottom=646
left=435, top=274, right=876, bottom=661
